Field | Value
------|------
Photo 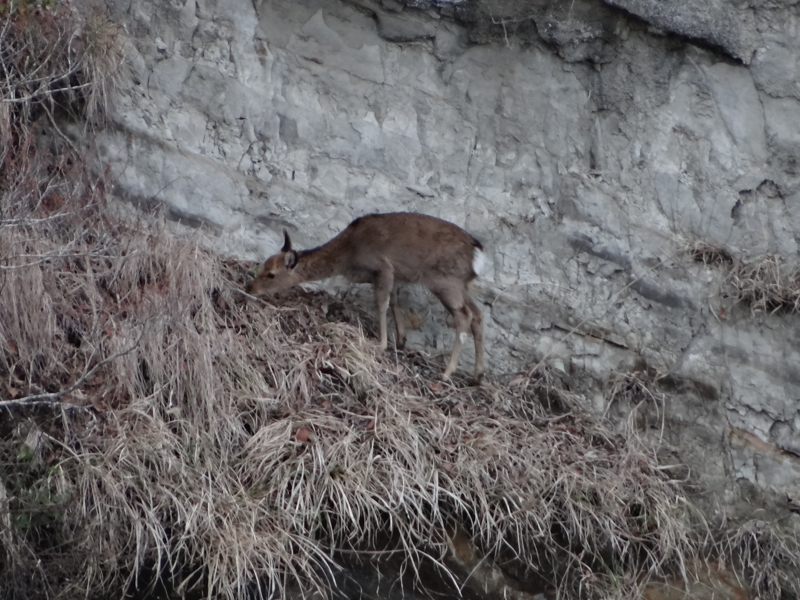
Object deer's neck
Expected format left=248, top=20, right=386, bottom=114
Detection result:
left=296, top=236, right=349, bottom=282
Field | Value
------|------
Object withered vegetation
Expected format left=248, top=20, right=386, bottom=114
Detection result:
left=722, top=519, right=800, bottom=600
left=2, top=5, right=799, bottom=600
left=686, top=241, right=733, bottom=269
left=687, top=242, right=800, bottom=314
left=0, top=189, right=703, bottom=599
left=727, top=254, right=800, bottom=314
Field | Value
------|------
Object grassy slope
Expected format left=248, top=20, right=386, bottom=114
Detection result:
left=0, top=191, right=703, bottom=598
left=1, top=5, right=798, bottom=600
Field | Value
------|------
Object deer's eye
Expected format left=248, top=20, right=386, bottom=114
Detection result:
left=267, top=273, right=275, bottom=279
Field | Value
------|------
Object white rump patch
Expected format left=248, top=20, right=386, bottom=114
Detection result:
left=472, top=248, right=487, bottom=277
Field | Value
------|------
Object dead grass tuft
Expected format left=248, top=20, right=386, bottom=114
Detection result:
left=605, top=369, right=669, bottom=437
left=727, top=255, right=800, bottom=314
left=686, top=243, right=800, bottom=314
left=720, top=519, right=800, bottom=600
left=686, top=241, right=733, bottom=268
left=0, top=0, right=127, bottom=158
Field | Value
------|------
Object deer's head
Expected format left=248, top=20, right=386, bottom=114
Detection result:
left=246, top=230, right=302, bottom=296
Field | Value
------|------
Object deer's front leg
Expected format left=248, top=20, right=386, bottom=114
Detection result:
left=373, top=262, right=394, bottom=351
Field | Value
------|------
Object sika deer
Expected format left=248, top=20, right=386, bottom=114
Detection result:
left=246, top=212, right=486, bottom=381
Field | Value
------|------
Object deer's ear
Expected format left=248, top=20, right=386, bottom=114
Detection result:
left=285, top=250, right=298, bottom=269
left=282, top=230, right=292, bottom=252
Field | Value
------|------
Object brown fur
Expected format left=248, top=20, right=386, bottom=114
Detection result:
left=246, top=213, right=485, bottom=381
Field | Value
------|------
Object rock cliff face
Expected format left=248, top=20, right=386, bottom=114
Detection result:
left=95, top=0, right=800, bottom=519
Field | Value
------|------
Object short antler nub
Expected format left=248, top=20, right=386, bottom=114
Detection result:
left=282, top=230, right=292, bottom=252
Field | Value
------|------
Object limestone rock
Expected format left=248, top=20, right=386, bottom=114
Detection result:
left=603, top=0, right=759, bottom=63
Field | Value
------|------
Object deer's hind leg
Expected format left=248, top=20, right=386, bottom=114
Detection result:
left=465, top=294, right=485, bottom=382
left=432, top=281, right=474, bottom=380
left=390, top=287, right=406, bottom=350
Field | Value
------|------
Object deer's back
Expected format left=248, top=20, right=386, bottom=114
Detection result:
left=337, top=213, right=481, bottom=284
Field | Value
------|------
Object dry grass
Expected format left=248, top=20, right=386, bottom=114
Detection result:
left=0, top=0, right=127, bottom=160
left=4, top=205, right=799, bottom=600
left=604, top=369, right=800, bottom=600
left=727, top=255, right=800, bottom=314
left=686, top=241, right=733, bottom=268
left=720, top=519, right=800, bottom=600
left=686, top=242, right=800, bottom=314
left=2, top=7, right=797, bottom=600
left=0, top=189, right=706, bottom=598
left=0, top=128, right=704, bottom=598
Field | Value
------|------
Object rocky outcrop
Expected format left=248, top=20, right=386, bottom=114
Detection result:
left=93, top=0, right=800, bottom=521
left=604, top=0, right=759, bottom=63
